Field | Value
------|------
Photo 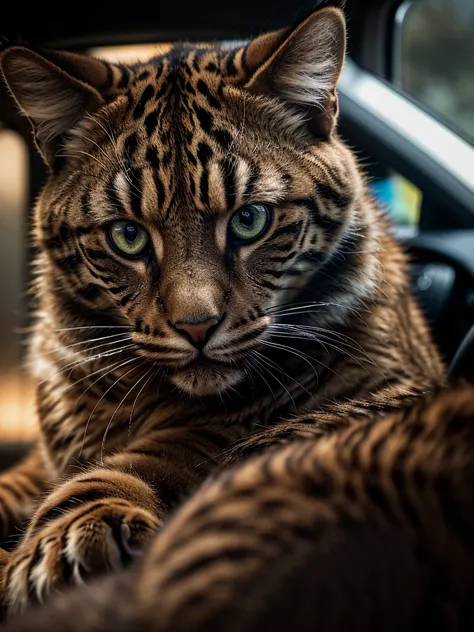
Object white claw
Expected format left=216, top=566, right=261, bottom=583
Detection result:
left=72, top=563, right=85, bottom=585
left=120, top=523, right=143, bottom=558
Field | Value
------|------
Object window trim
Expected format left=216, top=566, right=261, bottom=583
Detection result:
left=392, top=0, right=414, bottom=87
left=338, top=58, right=474, bottom=223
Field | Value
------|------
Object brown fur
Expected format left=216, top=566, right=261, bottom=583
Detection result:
left=0, top=2, right=443, bottom=615
left=3, top=385, right=474, bottom=631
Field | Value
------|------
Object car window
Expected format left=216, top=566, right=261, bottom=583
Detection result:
left=394, top=0, right=474, bottom=145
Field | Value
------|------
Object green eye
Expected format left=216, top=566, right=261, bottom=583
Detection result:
left=108, top=221, right=149, bottom=256
left=229, top=204, right=272, bottom=243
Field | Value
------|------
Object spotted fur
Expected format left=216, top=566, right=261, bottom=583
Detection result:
left=3, top=385, right=474, bottom=631
left=0, top=1, right=444, bottom=615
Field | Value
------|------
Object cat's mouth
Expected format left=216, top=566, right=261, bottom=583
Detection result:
left=170, top=358, right=244, bottom=397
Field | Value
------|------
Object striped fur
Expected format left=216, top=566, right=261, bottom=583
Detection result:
left=2, top=385, right=474, bottom=631
left=0, top=2, right=444, bottom=616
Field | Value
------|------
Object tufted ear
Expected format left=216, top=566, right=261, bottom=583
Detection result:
left=243, top=5, right=346, bottom=139
left=0, top=47, right=116, bottom=169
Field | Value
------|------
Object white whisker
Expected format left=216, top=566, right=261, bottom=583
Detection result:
left=54, top=326, right=132, bottom=332
left=128, top=363, right=158, bottom=436
left=52, top=336, right=132, bottom=366
left=79, top=357, right=142, bottom=458
left=46, top=332, right=131, bottom=355
left=246, top=355, right=277, bottom=406
left=254, top=349, right=316, bottom=398
left=100, top=360, right=152, bottom=461
left=39, top=344, right=135, bottom=387
left=260, top=339, right=341, bottom=381
left=252, top=351, right=297, bottom=411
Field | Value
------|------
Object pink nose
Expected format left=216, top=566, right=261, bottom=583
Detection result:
left=174, top=318, right=219, bottom=344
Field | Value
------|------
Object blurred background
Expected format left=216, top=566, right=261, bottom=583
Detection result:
left=0, top=0, right=472, bottom=441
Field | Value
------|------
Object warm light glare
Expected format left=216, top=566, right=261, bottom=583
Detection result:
left=89, top=43, right=173, bottom=63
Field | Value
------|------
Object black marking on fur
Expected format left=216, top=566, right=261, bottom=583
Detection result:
left=268, top=221, right=303, bottom=241
left=129, top=168, right=143, bottom=218
left=244, top=165, right=260, bottom=199
left=268, top=251, right=297, bottom=263
left=81, top=192, right=91, bottom=215
left=225, top=49, right=239, bottom=77
left=256, top=278, right=279, bottom=291
left=230, top=325, right=267, bottom=346
left=163, top=150, right=172, bottom=167
left=108, top=284, right=128, bottom=295
left=145, top=109, right=160, bottom=137
left=137, top=69, right=151, bottom=81
left=58, top=254, right=80, bottom=271
left=84, top=248, right=108, bottom=261
left=59, top=225, right=71, bottom=242
left=292, top=199, right=342, bottom=236
left=197, top=79, right=221, bottom=109
left=193, top=103, right=213, bottom=134
left=317, top=183, right=351, bottom=208
left=82, top=284, right=102, bottom=300
left=120, top=293, right=134, bottom=307
left=197, top=142, right=213, bottom=166
left=146, top=145, right=160, bottom=170
left=213, top=128, right=232, bottom=152
left=34, top=492, right=111, bottom=531
left=153, top=171, right=166, bottom=209
left=263, top=269, right=285, bottom=279
left=185, top=81, right=196, bottom=96
left=155, top=80, right=168, bottom=100
left=117, top=66, right=131, bottom=89
left=205, top=62, right=220, bottom=74
left=186, top=150, right=198, bottom=168
left=221, top=157, right=236, bottom=210
left=124, top=132, right=138, bottom=159
left=134, top=84, right=155, bottom=119
left=76, top=226, right=92, bottom=236
left=200, top=171, right=210, bottom=207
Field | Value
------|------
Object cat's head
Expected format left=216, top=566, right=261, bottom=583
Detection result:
left=1, top=1, right=378, bottom=397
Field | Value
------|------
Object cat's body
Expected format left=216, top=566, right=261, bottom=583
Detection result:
left=0, top=1, right=444, bottom=616
left=3, top=385, right=474, bottom=632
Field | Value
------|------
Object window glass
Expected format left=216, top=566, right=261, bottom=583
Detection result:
left=394, top=0, right=474, bottom=145
left=0, top=131, right=36, bottom=441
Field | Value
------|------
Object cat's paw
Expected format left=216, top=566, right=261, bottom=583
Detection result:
left=3, top=499, right=159, bottom=614
left=0, top=485, right=30, bottom=543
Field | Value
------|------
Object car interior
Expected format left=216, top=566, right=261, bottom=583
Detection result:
left=0, top=0, right=473, bottom=471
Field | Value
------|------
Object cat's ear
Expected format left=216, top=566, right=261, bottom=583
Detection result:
left=0, top=47, right=116, bottom=169
left=242, top=4, right=346, bottom=138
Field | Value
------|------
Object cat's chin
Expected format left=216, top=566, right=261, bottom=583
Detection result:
left=170, top=364, right=244, bottom=397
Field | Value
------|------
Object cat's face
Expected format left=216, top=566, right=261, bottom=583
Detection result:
left=1, top=3, right=373, bottom=397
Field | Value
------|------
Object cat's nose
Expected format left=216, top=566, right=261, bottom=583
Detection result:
left=173, top=316, right=220, bottom=345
